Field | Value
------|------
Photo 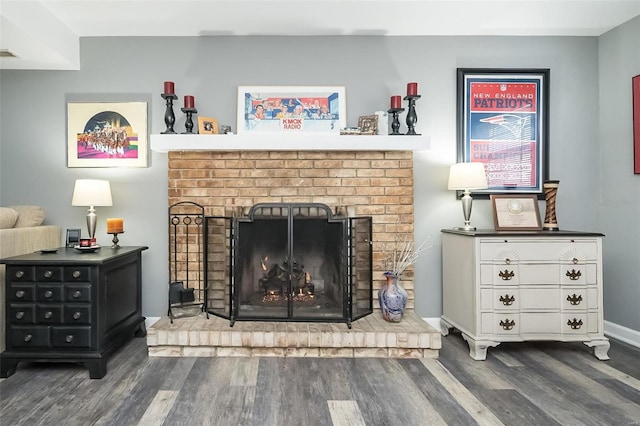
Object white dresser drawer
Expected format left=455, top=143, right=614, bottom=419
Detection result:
left=481, top=287, right=561, bottom=311
left=480, top=263, right=597, bottom=286
left=479, top=239, right=599, bottom=262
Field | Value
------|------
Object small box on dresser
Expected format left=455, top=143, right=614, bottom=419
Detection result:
left=440, top=229, right=609, bottom=361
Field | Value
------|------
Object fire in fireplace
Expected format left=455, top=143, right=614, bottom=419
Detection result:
left=206, top=203, right=373, bottom=328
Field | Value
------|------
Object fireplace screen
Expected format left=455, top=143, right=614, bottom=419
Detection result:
left=205, top=203, right=372, bottom=327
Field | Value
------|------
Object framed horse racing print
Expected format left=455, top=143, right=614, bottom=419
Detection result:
left=67, top=101, right=148, bottom=167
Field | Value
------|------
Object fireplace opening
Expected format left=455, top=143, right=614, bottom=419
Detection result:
left=205, top=203, right=373, bottom=328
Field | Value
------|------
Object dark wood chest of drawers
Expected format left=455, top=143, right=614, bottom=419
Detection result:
left=1, top=246, right=147, bottom=378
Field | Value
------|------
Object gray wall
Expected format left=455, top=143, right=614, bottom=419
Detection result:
left=598, top=16, right=640, bottom=332
left=0, top=32, right=636, bottom=333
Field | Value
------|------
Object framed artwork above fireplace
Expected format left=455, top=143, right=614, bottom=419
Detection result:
left=237, top=86, right=346, bottom=134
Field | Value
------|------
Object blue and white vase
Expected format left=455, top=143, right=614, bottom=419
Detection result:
left=378, top=272, right=408, bottom=322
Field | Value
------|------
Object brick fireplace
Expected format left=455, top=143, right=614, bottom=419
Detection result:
left=167, top=149, right=417, bottom=309
left=147, top=137, right=441, bottom=358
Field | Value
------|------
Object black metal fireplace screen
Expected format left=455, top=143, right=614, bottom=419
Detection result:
left=168, top=202, right=373, bottom=327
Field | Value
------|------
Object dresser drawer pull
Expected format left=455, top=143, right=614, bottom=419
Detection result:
left=15, top=270, right=25, bottom=279
left=566, top=269, right=582, bottom=280
left=499, top=294, right=515, bottom=306
left=44, top=270, right=53, bottom=278
left=567, top=318, right=583, bottom=329
left=572, top=257, right=579, bottom=264
left=499, top=269, right=515, bottom=280
left=567, top=294, right=583, bottom=305
left=15, top=311, right=25, bottom=320
left=65, top=335, right=74, bottom=343
left=44, top=311, right=53, bottom=319
left=504, top=258, right=511, bottom=265
left=24, top=334, right=32, bottom=343
left=72, top=290, right=82, bottom=299
left=73, top=312, right=82, bottom=320
left=499, top=319, right=516, bottom=330
left=15, top=290, right=25, bottom=299
left=72, top=270, right=81, bottom=279
left=43, top=290, right=53, bottom=298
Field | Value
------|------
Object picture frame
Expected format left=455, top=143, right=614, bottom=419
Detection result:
left=490, top=194, right=542, bottom=231
left=358, top=115, right=378, bottom=135
left=237, top=86, right=346, bottom=134
left=66, top=228, right=81, bottom=248
left=198, top=116, right=219, bottom=134
left=633, top=75, right=640, bottom=174
left=457, top=68, right=550, bottom=198
left=67, top=101, right=148, bottom=168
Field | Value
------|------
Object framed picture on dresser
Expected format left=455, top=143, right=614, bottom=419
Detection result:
left=490, top=194, right=542, bottom=231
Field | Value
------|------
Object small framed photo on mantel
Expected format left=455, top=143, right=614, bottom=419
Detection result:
left=490, top=194, right=542, bottom=231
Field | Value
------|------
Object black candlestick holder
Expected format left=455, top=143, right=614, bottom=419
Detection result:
left=404, top=94, right=421, bottom=135
left=387, top=107, right=405, bottom=135
left=161, top=93, right=178, bottom=134
left=181, top=107, right=198, bottom=134
left=109, top=232, right=123, bottom=249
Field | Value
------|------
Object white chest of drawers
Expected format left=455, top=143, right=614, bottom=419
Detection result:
left=440, top=229, right=610, bottom=361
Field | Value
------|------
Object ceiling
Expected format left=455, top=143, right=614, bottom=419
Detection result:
left=1, top=0, right=639, bottom=70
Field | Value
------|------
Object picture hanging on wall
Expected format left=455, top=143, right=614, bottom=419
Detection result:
left=633, top=74, right=640, bottom=174
left=67, top=101, right=148, bottom=168
left=237, top=86, right=346, bottom=134
left=456, top=68, right=550, bottom=198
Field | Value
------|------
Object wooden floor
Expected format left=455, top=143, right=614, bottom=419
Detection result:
left=1, top=331, right=639, bottom=426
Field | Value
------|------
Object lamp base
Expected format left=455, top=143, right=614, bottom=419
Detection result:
left=454, top=225, right=476, bottom=231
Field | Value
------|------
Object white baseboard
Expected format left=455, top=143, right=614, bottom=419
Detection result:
left=423, top=317, right=441, bottom=332
left=145, top=317, right=160, bottom=328
left=604, top=320, right=640, bottom=348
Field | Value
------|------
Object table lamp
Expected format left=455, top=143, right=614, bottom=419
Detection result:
left=71, top=179, right=113, bottom=244
left=447, top=162, right=488, bottom=231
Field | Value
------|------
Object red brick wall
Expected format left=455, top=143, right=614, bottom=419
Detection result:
left=168, top=150, right=415, bottom=309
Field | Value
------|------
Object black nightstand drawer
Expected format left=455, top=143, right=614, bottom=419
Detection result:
left=8, top=266, right=35, bottom=282
left=10, top=326, right=50, bottom=347
left=64, top=267, right=91, bottom=281
left=64, top=305, right=91, bottom=324
left=36, top=266, right=62, bottom=281
left=36, top=305, right=64, bottom=323
left=52, top=327, right=91, bottom=348
left=8, top=284, right=35, bottom=302
left=65, top=284, right=92, bottom=302
left=9, top=304, right=36, bottom=324
left=36, top=284, right=64, bottom=302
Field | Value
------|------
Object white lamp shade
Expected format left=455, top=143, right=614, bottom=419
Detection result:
left=447, top=162, right=489, bottom=190
left=71, top=179, right=113, bottom=206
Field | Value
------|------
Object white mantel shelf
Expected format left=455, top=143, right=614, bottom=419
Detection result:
left=150, top=133, right=429, bottom=152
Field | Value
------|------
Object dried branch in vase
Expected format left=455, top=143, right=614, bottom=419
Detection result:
left=383, top=234, right=433, bottom=277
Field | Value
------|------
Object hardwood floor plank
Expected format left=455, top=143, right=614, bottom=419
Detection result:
left=101, top=357, right=179, bottom=426
left=327, top=400, right=366, bottom=426
left=136, top=390, right=179, bottom=426
left=348, top=358, right=448, bottom=425
left=230, top=357, right=259, bottom=386
left=420, top=358, right=503, bottom=426
left=473, top=389, right=561, bottom=426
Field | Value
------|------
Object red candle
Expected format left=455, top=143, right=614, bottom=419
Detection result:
left=407, top=82, right=418, bottom=96
left=184, top=95, right=194, bottom=109
left=163, top=81, right=174, bottom=94
left=391, top=95, right=402, bottom=109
